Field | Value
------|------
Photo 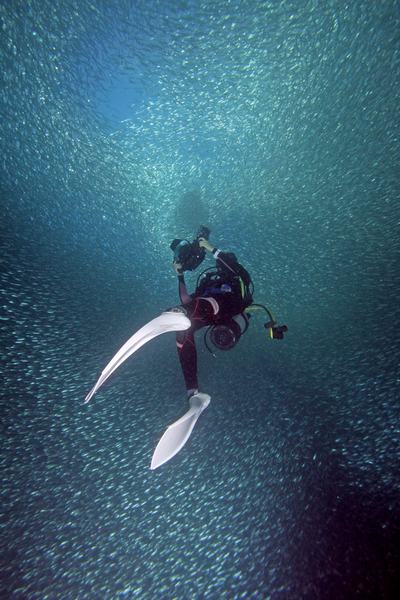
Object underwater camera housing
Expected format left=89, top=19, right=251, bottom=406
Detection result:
left=170, top=225, right=211, bottom=272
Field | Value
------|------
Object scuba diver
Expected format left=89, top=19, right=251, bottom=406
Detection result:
left=172, top=229, right=257, bottom=398
left=84, top=226, right=287, bottom=469
left=170, top=226, right=287, bottom=399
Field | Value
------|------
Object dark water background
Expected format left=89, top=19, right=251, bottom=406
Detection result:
left=1, top=1, right=399, bottom=598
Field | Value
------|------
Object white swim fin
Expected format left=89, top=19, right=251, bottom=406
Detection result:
left=85, top=310, right=190, bottom=403
left=150, top=393, right=211, bottom=470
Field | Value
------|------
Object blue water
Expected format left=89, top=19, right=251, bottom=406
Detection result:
left=1, top=1, right=399, bottom=598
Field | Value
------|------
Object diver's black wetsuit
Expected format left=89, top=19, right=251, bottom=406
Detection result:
left=176, top=248, right=249, bottom=393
